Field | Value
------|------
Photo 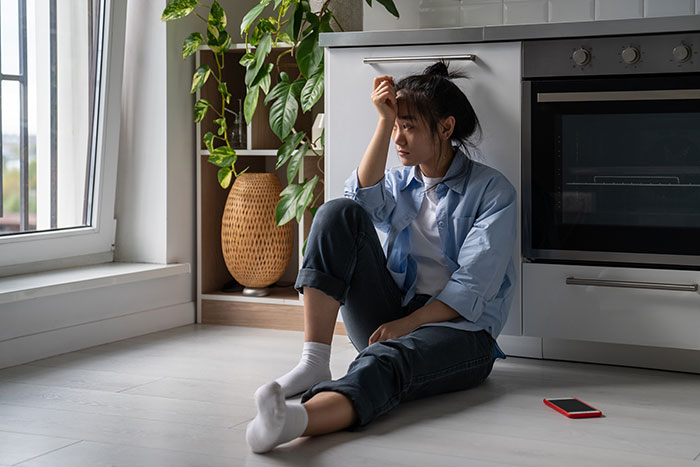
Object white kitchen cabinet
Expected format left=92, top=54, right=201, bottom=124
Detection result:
left=523, top=262, right=700, bottom=351
left=324, top=42, right=522, bottom=335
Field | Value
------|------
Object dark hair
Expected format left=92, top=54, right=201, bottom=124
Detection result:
left=394, top=61, right=481, bottom=156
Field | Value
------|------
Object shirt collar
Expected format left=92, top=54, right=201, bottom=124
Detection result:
left=402, top=148, right=471, bottom=194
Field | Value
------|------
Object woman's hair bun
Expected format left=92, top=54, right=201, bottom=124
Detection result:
left=423, top=61, right=450, bottom=77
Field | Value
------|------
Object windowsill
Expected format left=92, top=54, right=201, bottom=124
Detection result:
left=0, top=262, right=191, bottom=306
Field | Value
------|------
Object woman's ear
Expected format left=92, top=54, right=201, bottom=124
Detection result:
left=439, top=116, right=456, bottom=141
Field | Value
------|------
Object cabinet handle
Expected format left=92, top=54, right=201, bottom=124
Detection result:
left=363, top=54, right=476, bottom=64
left=566, top=277, right=699, bottom=292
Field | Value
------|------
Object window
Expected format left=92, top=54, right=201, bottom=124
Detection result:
left=0, top=0, right=125, bottom=274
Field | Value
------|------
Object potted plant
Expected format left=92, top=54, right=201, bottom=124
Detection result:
left=161, top=0, right=399, bottom=229
left=162, top=0, right=398, bottom=293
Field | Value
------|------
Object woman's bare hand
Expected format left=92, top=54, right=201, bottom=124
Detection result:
left=368, top=315, right=418, bottom=345
left=371, top=75, right=397, bottom=122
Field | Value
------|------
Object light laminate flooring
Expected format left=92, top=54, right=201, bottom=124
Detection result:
left=0, top=324, right=699, bottom=466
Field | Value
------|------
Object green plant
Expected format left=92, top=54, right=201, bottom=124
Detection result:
left=162, top=0, right=398, bottom=230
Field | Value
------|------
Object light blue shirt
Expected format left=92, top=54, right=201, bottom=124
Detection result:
left=344, top=149, right=517, bottom=358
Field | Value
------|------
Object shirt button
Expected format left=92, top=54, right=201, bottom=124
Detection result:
left=438, top=221, right=445, bottom=228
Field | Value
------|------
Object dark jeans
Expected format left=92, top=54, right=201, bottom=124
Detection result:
left=294, top=198, right=496, bottom=427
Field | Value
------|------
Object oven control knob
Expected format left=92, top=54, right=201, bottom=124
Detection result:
left=672, top=44, right=692, bottom=62
left=621, top=47, right=640, bottom=64
left=572, top=48, right=591, bottom=66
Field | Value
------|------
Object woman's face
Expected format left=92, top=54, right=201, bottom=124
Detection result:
left=391, top=96, right=439, bottom=167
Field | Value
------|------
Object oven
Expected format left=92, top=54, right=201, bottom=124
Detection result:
left=522, top=32, right=700, bottom=268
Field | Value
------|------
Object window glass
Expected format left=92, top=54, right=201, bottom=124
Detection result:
left=1, top=0, right=95, bottom=235
left=1, top=0, right=20, bottom=75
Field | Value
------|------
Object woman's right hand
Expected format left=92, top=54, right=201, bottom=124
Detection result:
left=371, top=75, right=397, bottom=122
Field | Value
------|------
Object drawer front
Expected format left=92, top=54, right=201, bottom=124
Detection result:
left=523, top=263, right=700, bottom=350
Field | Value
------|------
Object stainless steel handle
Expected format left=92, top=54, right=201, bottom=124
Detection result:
left=363, top=54, right=476, bottom=64
left=566, top=277, right=699, bottom=292
left=537, top=89, right=700, bottom=103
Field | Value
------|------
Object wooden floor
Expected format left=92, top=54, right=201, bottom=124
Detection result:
left=0, top=324, right=699, bottom=466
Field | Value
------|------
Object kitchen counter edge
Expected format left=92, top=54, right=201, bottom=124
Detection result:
left=320, top=14, right=700, bottom=48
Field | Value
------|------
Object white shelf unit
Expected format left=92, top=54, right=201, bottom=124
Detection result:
left=194, top=46, right=323, bottom=322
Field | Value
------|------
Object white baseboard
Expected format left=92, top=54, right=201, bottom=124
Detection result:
left=497, top=334, right=543, bottom=358
left=0, top=302, right=194, bottom=369
left=0, top=262, right=195, bottom=369
left=496, top=334, right=700, bottom=374
left=542, top=338, right=700, bottom=374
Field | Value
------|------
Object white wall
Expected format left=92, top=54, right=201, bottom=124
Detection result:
left=116, top=0, right=181, bottom=264
left=364, top=0, right=700, bottom=29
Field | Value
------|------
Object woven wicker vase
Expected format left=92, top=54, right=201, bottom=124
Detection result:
left=221, top=173, right=293, bottom=292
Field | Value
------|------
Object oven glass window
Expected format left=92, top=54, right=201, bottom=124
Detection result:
left=529, top=76, right=700, bottom=259
left=561, top=112, right=700, bottom=228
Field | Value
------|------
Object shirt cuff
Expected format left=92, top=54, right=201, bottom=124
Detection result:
left=436, top=280, right=486, bottom=324
left=344, top=169, right=386, bottom=207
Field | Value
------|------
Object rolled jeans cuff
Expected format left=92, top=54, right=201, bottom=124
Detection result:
left=300, top=381, right=375, bottom=429
left=295, top=267, right=347, bottom=305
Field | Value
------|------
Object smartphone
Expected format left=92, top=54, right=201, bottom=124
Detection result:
left=543, top=397, right=602, bottom=418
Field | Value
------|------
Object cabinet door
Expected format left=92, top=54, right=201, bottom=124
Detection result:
left=324, top=42, right=522, bottom=335
left=523, top=262, right=700, bottom=351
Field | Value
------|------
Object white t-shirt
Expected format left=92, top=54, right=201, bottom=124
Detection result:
left=410, top=171, right=452, bottom=297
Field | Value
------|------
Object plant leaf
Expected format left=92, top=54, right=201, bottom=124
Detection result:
left=319, top=11, right=333, bottom=33
left=241, top=0, right=272, bottom=35
left=182, top=32, right=203, bottom=59
left=245, top=33, right=272, bottom=87
left=211, top=145, right=236, bottom=157
left=161, top=0, right=197, bottom=21
left=209, top=146, right=236, bottom=168
left=260, top=72, right=271, bottom=95
left=296, top=175, right=319, bottom=223
left=275, top=183, right=303, bottom=225
left=302, top=236, right=309, bottom=257
left=218, top=167, right=233, bottom=188
left=244, top=86, right=259, bottom=125
left=191, top=65, right=211, bottom=94
left=207, top=27, right=231, bottom=54
left=209, top=154, right=236, bottom=168
left=301, top=63, right=323, bottom=112
left=194, top=99, right=210, bottom=123
left=374, top=0, right=400, bottom=18
left=214, top=117, right=228, bottom=136
left=277, top=31, right=294, bottom=46
left=218, top=82, right=231, bottom=104
left=280, top=181, right=303, bottom=198
left=291, top=76, right=307, bottom=100
left=250, top=63, right=273, bottom=89
left=203, top=132, right=215, bottom=152
left=264, top=72, right=290, bottom=105
left=266, top=73, right=298, bottom=140
left=292, top=2, right=305, bottom=41
left=286, top=140, right=309, bottom=184
left=297, top=32, right=322, bottom=78
left=208, top=0, right=226, bottom=29
left=207, top=23, right=220, bottom=42
left=276, top=131, right=306, bottom=169
left=239, top=53, right=255, bottom=67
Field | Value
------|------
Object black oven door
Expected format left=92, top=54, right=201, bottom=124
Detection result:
left=523, top=74, right=700, bottom=267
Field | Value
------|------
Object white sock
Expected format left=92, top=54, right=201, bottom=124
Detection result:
left=275, top=341, right=331, bottom=398
left=246, top=381, right=309, bottom=453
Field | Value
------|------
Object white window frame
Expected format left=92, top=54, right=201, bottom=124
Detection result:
left=0, top=0, right=126, bottom=276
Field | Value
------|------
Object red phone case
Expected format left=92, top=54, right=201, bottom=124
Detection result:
left=543, top=397, right=603, bottom=418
